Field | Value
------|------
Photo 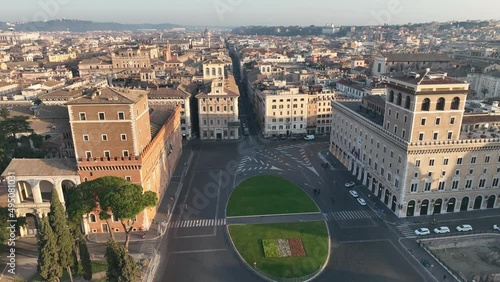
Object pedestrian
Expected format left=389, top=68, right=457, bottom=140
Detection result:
left=141, top=233, right=146, bottom=239
left=442, top=274, right=447, bottom=281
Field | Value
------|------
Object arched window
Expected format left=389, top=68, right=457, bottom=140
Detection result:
left=451, top=97, right=460, bottom=110
left=421, top=98, right=430, bottom=111
left=389, top=91, right=394, bottom=103
left=436, top=97, right=445, bottom=110
left=212, top=68, right=216, bottom=76
left=218, top=68, right=222, bottom=76
left=205, top=68, right=209, bottom=76
left=396, top=93, right=402, bottom=106
left=404, top=96, right=411, bottom=109
left=89, top=214, right=96, bottom=223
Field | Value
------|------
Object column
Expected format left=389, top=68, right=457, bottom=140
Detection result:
left=352, top=163, right=357, bottom=176
left=357, top=167, right=363, bottom=181
left=362, top=170, right=368, bottom=186
left=348, top=157, right=353, bottom=172
left=55, top=182, right=65, bottom=204
left=30, top=180, right=42, bottom=204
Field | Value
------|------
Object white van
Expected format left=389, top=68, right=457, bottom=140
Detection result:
left=304, top=135, right=315, bottom=141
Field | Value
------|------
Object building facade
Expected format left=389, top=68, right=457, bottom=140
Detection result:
left=330, top=71, right=500, bottom=218
left=196, top=60, right=240, bottom=140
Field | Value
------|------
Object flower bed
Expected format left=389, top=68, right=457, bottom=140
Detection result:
left=262, top=239, right=279, bottom=258
left=288, top=238, right=306, bottom=257
left=276, top=239, right=292, bottom=257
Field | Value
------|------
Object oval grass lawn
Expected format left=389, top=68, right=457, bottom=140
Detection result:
left=229, top=222, right=329, bottom=279
left=227, top=175, right=319, bottom=216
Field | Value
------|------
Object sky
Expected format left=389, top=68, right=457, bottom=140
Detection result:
left=1, top=0, right=499, bottom=27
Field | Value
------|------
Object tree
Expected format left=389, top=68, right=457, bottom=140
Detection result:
left=0, top=116, right=34, bottom=137
left=0, top=108, right=9, bottom=119
left=105, top=239, right=138, bottom=282
left=79, top=239, right=92, bottom=281
left=67, top=177, right=157, bottom=251
left=37, top=216, right=63, bottom=282
left=49, top=188, right=74, bottom=281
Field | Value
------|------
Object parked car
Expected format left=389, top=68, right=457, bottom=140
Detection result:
left=272, top=137, right=279, bottom=141
left=280, top=135, right=287, bottom=140
left=456, top=224, right=473, bottom=232
left=357, top=198, right=366, bottom=206
left=414, top=228, right=431, bottom=236
left=344, top=182, right=355, bottom=188
left=287, top=136, right=297, bottom=141
left=349, top=190, right=359, bottom=198
left=304, top=135, right=315, bottom=141
left=493, top=224, right=500, bottom=231
left=433, top=226, right=450, bottom=234
left=421, top=259, right=430, bottom=268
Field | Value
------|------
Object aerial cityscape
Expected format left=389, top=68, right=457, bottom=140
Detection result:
left=1, top=1, right=500, bottom=282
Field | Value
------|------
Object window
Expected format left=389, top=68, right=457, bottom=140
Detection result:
left=421, top=98, right=430, bottom=111
left=441, top=170, right=446, bottom=176
left=79, top=113, right=86, bottom=120
left=435, top=118, right=441, bottom=125
left=404, top=96, right=411, bottom=109
left=402, top=129, right=406, bottom=138
left=118, top=112, right=125, bottom=120
left=83, top=134, right=89, bottom=141
left=415, top=160, right=421, bottom=167
left=438, top=181, right=445, bottom=191
left=443, top=158, right=449, bottom=165
left=414, top=172, right=419, bottom=178
left=404, top=116, right=408, bottom=123
left=424, top=182, right=431, bottom=191
left=421, top=118, right=426, bottom=126
left=455, top=169, right=460, bottom=175
left=485, top=156, right=490, bottom=163
left=428, top=172, right=433, bottom=177
left=122, top=150, right=129, bottom=157
left=85, top=151, right=92, bottom=158
left=101, top=134, right=108, bottom=141
left=436, top=97, right=445, bottom=110
left=452, top=180, right=459, bottom=190
left=433, top=132, right=438, bottom=140
left=112, top=214, right=118, bottom=222
left=396, top=112, right=399, bottom=119
left=104, top=150, right=110, bottom=158
left=447, top=132, right=453, bottom=140
left=411, top=183, right=418, bottom=192
left=451, top=97, right=460, bottom=110
left=89, top=214, right=96, bottom=222
left=429, top=159, right=435, bottom=166
left=98, top=112, right=105, bottom=120
left=419, top=133, right=424, bottom=141
left=394, top=125, right=398, bottom=134
left=457, top=157, right=463, bottom=165
left=471, top=156, right=476, bottom=164
left=493, top=178, right=499, bottom=187
left=121, top=134, right=127, bottom=141
left=479, top=179, right=486, bottom=188
left=450, top=117, right=455, bottom=124
left=465, top=180, right=472, bottom=189
left=125, top=176, right=131, bottom=182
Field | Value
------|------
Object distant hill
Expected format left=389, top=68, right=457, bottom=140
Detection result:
left=0, top=19, right=182, bottom=32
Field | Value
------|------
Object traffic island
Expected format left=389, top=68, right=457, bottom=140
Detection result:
left=228, top=222, right=329, bottom=279
left=226, top=176, right=329, bottom=280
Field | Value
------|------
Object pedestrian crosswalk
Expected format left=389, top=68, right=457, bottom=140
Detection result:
left=236, top=156, right=280, bottom=173
left=323, top=210, right=377, bottom=221
left=395, top=225, right=416, bottom=237
left=167, top=218, right=226, bottom=229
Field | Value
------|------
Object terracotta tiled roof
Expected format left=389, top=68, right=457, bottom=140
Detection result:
left=66, top=87, right=147, bottom=105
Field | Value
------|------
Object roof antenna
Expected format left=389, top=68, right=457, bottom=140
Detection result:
left=418, top=68, right=431, bottom=84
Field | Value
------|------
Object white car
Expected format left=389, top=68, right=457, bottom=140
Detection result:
left=456, top=224, right=473, bottom=232
left=357, top=198, right=366, bottom=206
left=304, top=135, right=315, bottom=141
left=349, top=190, right=359, bottom=198
left=414, top=228, right=431, bottom=236
left=493, top=224, right=500, bottom=231
left=433, top=226, right=450, bottom=234
left=344, top=182, right=355, bottom=188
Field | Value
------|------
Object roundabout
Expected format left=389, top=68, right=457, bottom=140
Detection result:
left=226, top=175, right=330, bottom=280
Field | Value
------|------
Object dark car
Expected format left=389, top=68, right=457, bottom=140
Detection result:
left=272, top=137, right=279, bottom=141
left=287, top=136, right=297, bottom=141
left=420, top=259, right=430, bottom=267
left=280, top=135, right=287, bottom=140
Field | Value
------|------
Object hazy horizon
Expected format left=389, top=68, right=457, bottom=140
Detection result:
left=1, top=0, right=499, bottom=27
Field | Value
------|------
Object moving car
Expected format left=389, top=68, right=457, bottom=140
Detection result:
left=421, top=259, right=430, bottom=268
left=344, top=182, right=355, bottom=188
left=456, top=224, right=473, bottom=232
left=304, top=135, right=315, bottom=141
left=349, top=190, right=359, bottom=198
left=357, top=198, right=366, bottom=206
left=493, top=224, right=500, bottom=231
left=414, top=228, right=431, bottom=236
left=433, top=226, right=450, bottom=234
